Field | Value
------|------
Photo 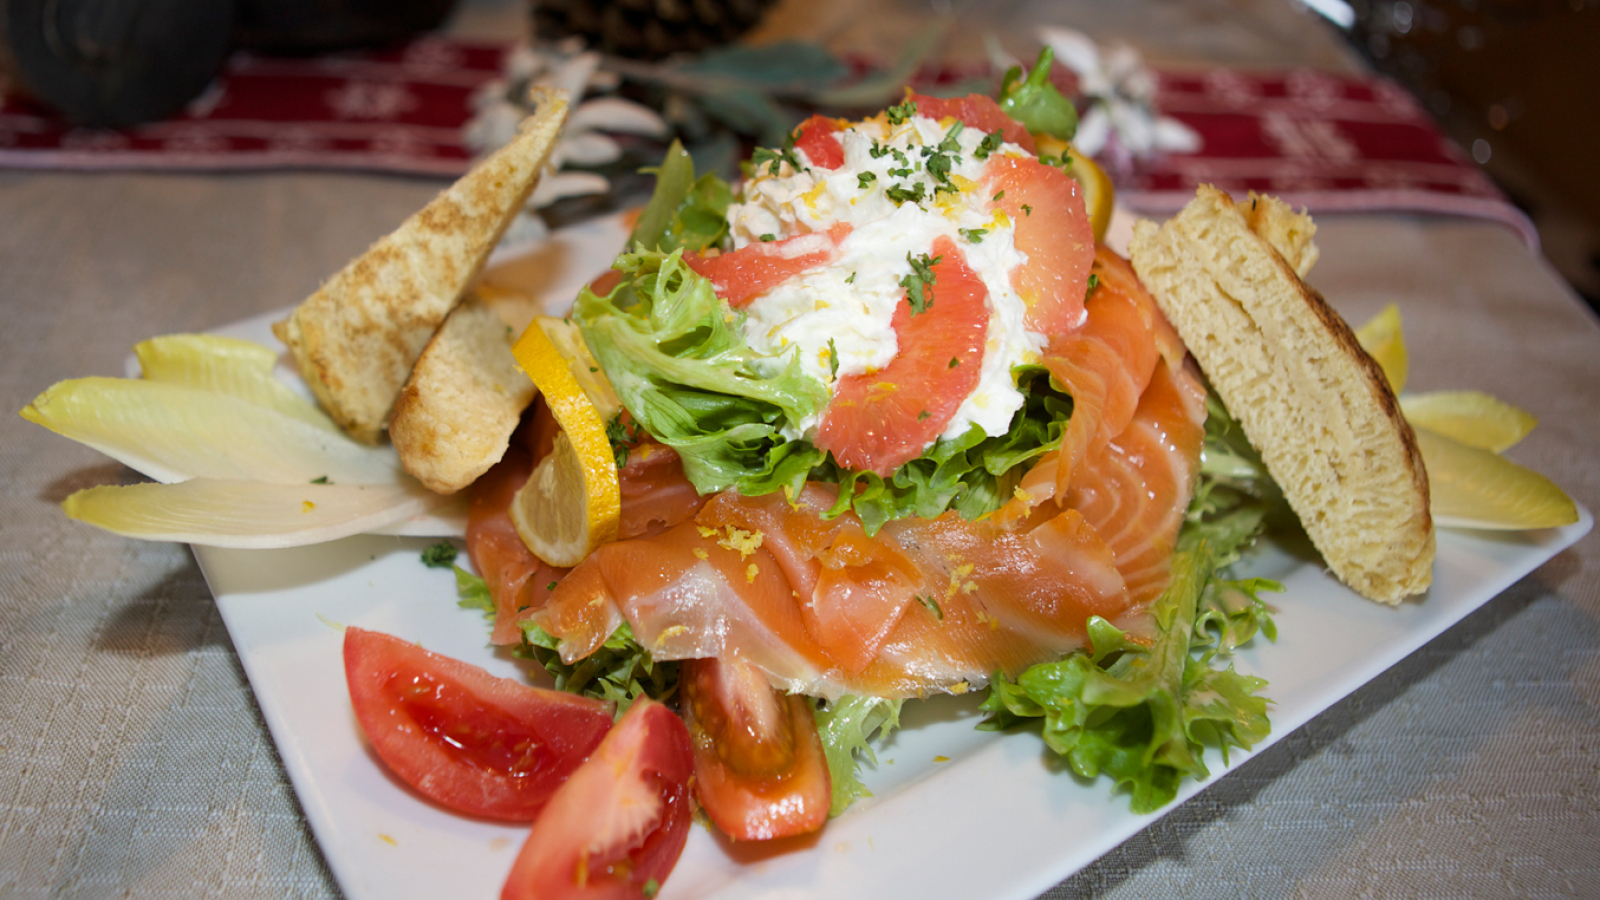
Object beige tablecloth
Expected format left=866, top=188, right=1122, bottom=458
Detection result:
left=3, top=1, right=1598, bottom=897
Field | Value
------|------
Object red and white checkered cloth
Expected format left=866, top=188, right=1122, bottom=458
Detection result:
left=0, top=39, right=1534, bottom=247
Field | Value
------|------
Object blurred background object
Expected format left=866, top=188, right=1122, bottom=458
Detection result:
left=1332, top=0, right=1600, bottom=306
left=0, top=0, right=460, bottom=127
left=532, top=0, right=780, bottom=59
left=2, top=0, right=237, bottom=127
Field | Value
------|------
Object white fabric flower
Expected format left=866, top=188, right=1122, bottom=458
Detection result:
left=463, top=42, right=669, bottom=210
left=1037, top=27, right=1201, bottom=161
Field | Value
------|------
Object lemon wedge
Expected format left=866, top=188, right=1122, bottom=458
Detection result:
left=509, top=318, right=621, bottom=567
left=1400, top=390, right=1537, bottom=453
left=1037, top=135, right=1114, bottom=245
left=1354, top=303, right=1408, bottom=394
left=535, top=316, right=622, bottom=421
left=1414, top=426, right=1578, bottom=530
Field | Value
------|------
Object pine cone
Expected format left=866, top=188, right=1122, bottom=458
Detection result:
left=533, top=0, right=779, bottom=60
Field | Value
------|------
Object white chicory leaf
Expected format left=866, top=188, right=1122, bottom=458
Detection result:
left=63, top=479, right=444, bottom=548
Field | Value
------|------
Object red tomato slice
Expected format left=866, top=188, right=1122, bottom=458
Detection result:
left=908, top=91, right=1035, bottom=153
left=793, top=115, right=845, bottom=169
left=682, top=222, right=851, bottom=309
left=680, top=656, right=832, bottom=841
left=343, top=627, right=614, bottom=822
left=502, top=699, right=695, bottom=900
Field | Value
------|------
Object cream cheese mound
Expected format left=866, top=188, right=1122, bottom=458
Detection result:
left=725, top=115, right=1044, bottom=444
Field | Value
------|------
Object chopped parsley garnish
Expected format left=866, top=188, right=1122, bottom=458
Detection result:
left=900, top=252, right=941, bottom=314
left=1086, top=273, right=1101, bottom=298
left=885, top=99, right=918, bottom=125
left=827, top=338, right=840, bottom=379
left=751, top=145, right=801, bottom=176
left=643, top=879, right=661, bottom=899
left=974, top=129, right=1005, bottom=160
left=960, top=226, right=988, bottom=243
left=886, top=182, right=927, bottom=205
left=915, top=593, right=944, bottom=620
left=420, top=541, right=457, bottom=569
left=857, top=171, right=877, bottom=189
left=921, top=121, right=964, bottom=193
left=606, top=414, right=638, bottom=468
left=846, top=271, right=857, bottom=284
left=888, top=167, right=913, bottom=178
left=869, top=141, right=889, bottom=159
left=759, top=233, right=776, bottom=242
left=309, top=475, right=329, bottom=484
left=1022, top=204, right=1033, bottom=216
left=949, top=357, right=960, bottom=368
left=546, top=581, right=558, bottom=592
left=917, top=409, right=930, bottom=421
left=993, top=190, right=1006, bottom=201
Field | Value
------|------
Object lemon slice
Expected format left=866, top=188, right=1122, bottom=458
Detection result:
left=1400, top=390, right=1537, bottom=453
left=509, top=318, right=621, bottom=566
left=535, top=316, right=623, bottom=422
left=1037, top=135, right=1114, bottom=245
left=1353, top=303, right=1408, bottom=394
left=1414, top=426, right=1578, bottom=530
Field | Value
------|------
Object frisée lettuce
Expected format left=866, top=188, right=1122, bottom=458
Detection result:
left=575, top=148, right=1076, bottom=532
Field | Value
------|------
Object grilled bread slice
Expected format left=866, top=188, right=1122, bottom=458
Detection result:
left=390, top=287, right=539, bottom=494
left=1130, top=186, right=1433, bottom=603
left=274, top=89, right=568, bottom=444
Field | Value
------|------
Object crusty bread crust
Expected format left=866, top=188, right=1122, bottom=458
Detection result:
left=274, top=89, right=567, bottom=444
left=390, top=292, right=537, bottom=494
left=1130, top=186, right=1433, bottom=603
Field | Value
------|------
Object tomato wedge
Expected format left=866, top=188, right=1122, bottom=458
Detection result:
left=680, top=655, right=831, bottom=841
left=343, top=627, right=613, bottom=822
left=503, top=698, right=695, bottom=900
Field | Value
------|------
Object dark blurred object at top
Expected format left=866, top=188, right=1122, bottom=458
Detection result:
left=532, top=0, right=780, bottom=60
left=1343, top=0, right=1600, bottom=307
left=0, top=0, right=457, bottom=127
left=235, top=0, right=456, bottom=54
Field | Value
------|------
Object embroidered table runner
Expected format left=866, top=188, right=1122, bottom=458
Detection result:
left=0, top=39, right=1532, bottom=245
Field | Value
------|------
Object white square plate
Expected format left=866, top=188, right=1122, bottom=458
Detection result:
left=191, top=216, right=1592, bottom=900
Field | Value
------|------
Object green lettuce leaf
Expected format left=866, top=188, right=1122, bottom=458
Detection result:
left=812, top=695, right=904, bottom=816
left=629, top=140, right=733, bottom=256
left=979, top=545, right=1274, bottom=813
left=577, top=248, right=831, bottom=495
left=453, top=565, right=495, bottom=621
left=999, top=47, right=1079, bottom=141
left=518, top=621, right=679, bottom=714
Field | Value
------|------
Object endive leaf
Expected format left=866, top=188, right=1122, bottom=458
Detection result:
left=1415, top=426, right=1578, bottom=530
left=134, top=334, right=339, bottom=433
left=21, top=377, right=400, bottom=485
left=1400, top=390, right=1537, bottom=453
left=63, top=479, right=442, bottom=548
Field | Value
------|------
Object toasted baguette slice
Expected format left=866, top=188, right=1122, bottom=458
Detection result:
left=1130, top=186, right=1433, bottom=603
left=274, top=89, right=568, bottom=444
left=390, top=289, right=538, bottom=494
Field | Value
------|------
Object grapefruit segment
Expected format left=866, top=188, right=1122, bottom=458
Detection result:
left=683, top=223, right=851, bottom=309
left=908, top=92, right=1035, bottom=153
left=815, top=236, right=989, bottom=476
left=794, top=115, right=846, bottom=170
left=982, top=154, right=1095, bottom=336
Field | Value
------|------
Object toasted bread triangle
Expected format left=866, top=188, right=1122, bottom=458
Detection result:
left=274, top=89, right=569, bottom=444
left=1130, top=186, right=1434, bottom=603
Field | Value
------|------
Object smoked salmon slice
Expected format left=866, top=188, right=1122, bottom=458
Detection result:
left=535, top=482, right=1142, bottom=699
left=466, top=405, right=707, bottom=646
left=1068, top=358, right=1208, bottom=606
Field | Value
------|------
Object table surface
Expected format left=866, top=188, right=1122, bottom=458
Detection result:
left=3, top=1, right=1599, bottom=898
